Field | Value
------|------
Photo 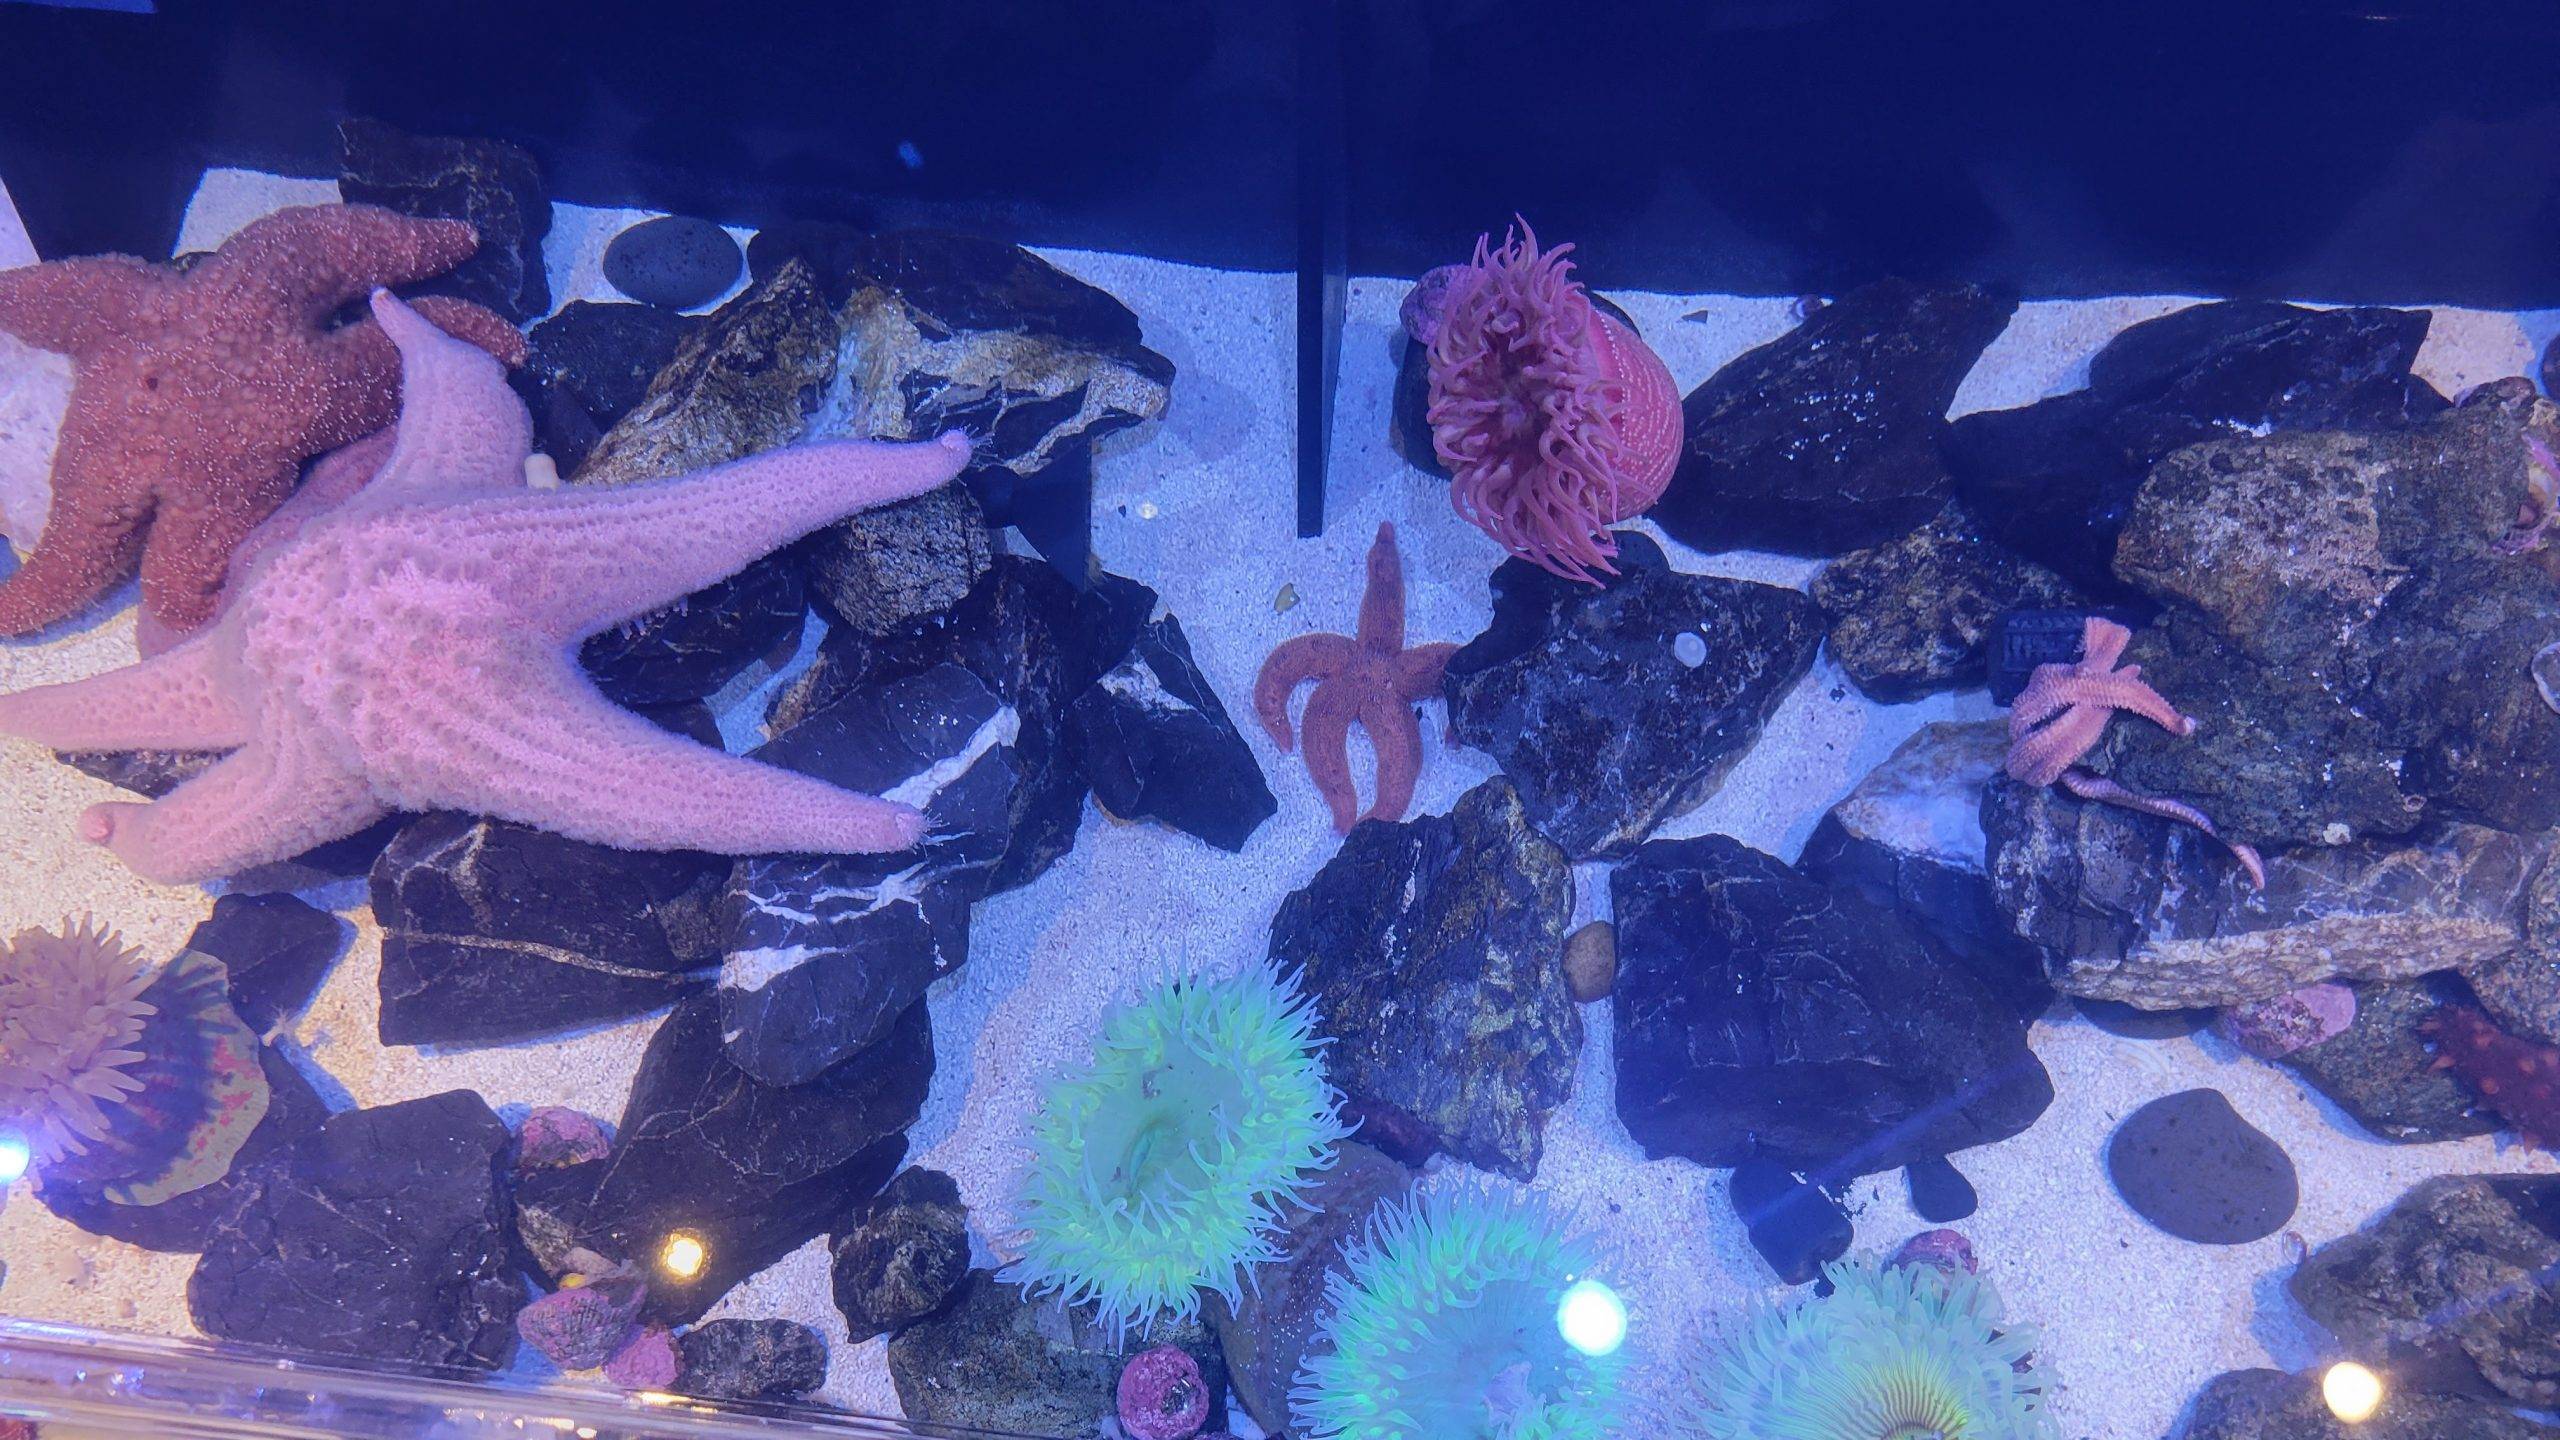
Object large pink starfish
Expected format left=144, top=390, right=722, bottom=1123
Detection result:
left=2006, top=616, right=2266, bottom=889
left=0, top=292, right=971, bottom=884
left=1255, top=522, right=1457, bottom=832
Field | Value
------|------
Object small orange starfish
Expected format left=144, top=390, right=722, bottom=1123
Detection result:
left=1255, top=522, right=1456, bottom=832
left=2006, top=616, right=2266, bottom=889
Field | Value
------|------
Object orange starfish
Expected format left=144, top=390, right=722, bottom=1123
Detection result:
left=0, top=203, right=525, bottom=647
left=2006, top=616, right=2266, bottom=888
left=1255, top=522, right=1457, bottom=832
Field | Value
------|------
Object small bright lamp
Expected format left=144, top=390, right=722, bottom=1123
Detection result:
left=1555, top=1278, right=1628, bottom=1358
left=2323, top=1361, right=2384, bottom=1423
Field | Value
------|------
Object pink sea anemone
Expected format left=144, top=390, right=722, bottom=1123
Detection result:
left=0, top=919, right=155, bottom=1163
left=1419, top=221, right=1683, bottom=584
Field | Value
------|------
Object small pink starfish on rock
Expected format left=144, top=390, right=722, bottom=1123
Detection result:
left=2006, top=616, right=2266, bottom=889
left=1255, top=522, right=1457, bottom=832
left=0, top=292, right=970, bottom=884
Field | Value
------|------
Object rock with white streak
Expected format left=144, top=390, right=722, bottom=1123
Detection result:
left=1067, top=614, right=1275, bottom=852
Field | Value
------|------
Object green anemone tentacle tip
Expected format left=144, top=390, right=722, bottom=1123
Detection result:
left=1681, top=1257, right=2060, bottom=1440
left=1289, top=1187, right=1627, bottom=1440
left=1011, top=962, right=1351, bottom=1338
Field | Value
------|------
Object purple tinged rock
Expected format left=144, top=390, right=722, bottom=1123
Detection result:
left=2220, top=982, right=2357, bottom=1059
left=1890, top=1227, right=1979, bottom=1276
left=517, top=1107, right=613, bottom=1172
left=518, top=1275, right=646, bottom=1371
left=604, top=1324, right=681, bottom=1389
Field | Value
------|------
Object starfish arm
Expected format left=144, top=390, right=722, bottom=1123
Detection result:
left=2058, top=769, right=2267, bottom=890
left=1252, top=632, right=1355, bottom=751
left=1354, top=522, right=1410, bottom=653
left=0, top=438, right=152, bottom=635
left=1356, top=691, right=1428, bottom=826
left=220, top=428, right=397, bottom=601
left=1391, top=641, right=1459, bottom=701
left=2004, top=703, right=2110, bottom=787
left=0, top=633, right=251, bottom=750
left=2070, top=673, right=2195, bottom=736
left=0, top=256, right=165, bottom=355
left=438, top=434, right=972, bottom=640
left=2078, top=617, right=2132, bottom=671
left=316, top=293, right=532, bottom=509
left=80, top=736, right=383, bottom=884
left=365, top=652, right=926, bottom=856
left=1295, top=681, right=1365, bottom=834
left=134, top=459, right=301, bottom=646
left=195, top=205, right=483, bottom=322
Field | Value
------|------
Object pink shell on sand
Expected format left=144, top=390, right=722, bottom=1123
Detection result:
left=2220, top=982, right=2356, bottom=1059
left=1890, top=1228, right=1979, bottom=1276
left=1117, top=1344, right=1210, bottom=1440
left=603, top=1324, right=681, bottom=1390
left=517, top=1106, right=613, bottom=1171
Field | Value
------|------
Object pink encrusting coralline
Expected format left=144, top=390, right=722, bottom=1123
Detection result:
left=2426, top=1003, right=2560, bottom=1150
left=1416, top=221, right=1682, bottom=584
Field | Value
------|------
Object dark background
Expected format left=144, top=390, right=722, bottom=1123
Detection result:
left=3, top=0, right=2556, bottom=303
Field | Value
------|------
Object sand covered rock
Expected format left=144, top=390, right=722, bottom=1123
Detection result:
left=1067, top=614, right=1275, bottom=853
left=1612, top=834, right=2051, bottom=1176
left=1443, top=531, right=1821, bottom=860
left=831, top=1167, right=971, bottom=1343
left=2179, top=1367, right=2560, bottom=1439
left=337, top=117, right=551, bottom=322
left=1810, top=500, right=2081, bottom=700
left=1653, top=278, right=2017, bottom=556
left=1268, top=778, right=1578, bottom=1181
left=887, top=1271, right=1226, bottom=1436
left=2289, top=1174, right=2560, bottom=1409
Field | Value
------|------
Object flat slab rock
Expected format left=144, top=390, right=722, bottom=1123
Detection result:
left=2105, top=1088, right=2298, bottom=1245
left=1612, top=833, right=2051, bottom=1176
left=2180, top=1367, right=2560, bottom=1439
left=1267, top=779, right=1579, bottom=1180
left=1443, top=530, right=1821, bottom=860
left=190, top=1090, right=522, bottom=1372
left=1985, top=773, right=2552, bottom=1009
left=887, top=1271, right=1226, bottom=1437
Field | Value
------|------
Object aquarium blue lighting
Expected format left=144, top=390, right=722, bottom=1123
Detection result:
left=1556, top=1278, right=1627, bottom=1358
left=0, top=1131, right=30, bottom=1186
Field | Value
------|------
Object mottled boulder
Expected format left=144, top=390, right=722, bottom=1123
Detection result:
left=1810, top=501, right=2082, bottom=699
left=832, top=1167, right=971, bottom=1342
left=1984, top=775, right=2551, bottom=1008
left=1951, top=300, right=2447, bottom=599
left=191, top=1091, right=522, bottom=1371
left=1267, top=779, right=1579, bottom=1180
left=2277, top=979, right=2499, bottom=1143
left=519, top=301, right=700, bottom=473
left=1443, top=531, right=1822, bottom=859
left=514, top=997, right=928, bottom=1325
left=184, top=892, right=346, bottom=1036
left=2105, top=1088, right=2298, bottom=1244
left=2474, top=870, right=2560, bottom=1046
left=337, top=118, right=550, bottom=322
left=578, top=555, right=805, bottom=709
left=604, top=215, right=743, bottom=312
left=717, top=664, right=1018, bottom=1086
left=1067, top=614, right=1276, bottom=852
left=887, top=1271, right=1226, bottom=1436
left=1204, top=1142, right=1411, bottom=1433
left=572, top=258, right=839, bottom=488
left=1613, top=834, right=2051, bottom=1175
left=1652, top=279, right=2016, bottom=556
left=674, top=1319, right=827, bottom=1402
left=805, top=482, right=993, bottom=636
left=371, top=813, right=722, bottom=1047
left=2289, top=1174, right=2560, bottom=1408
left=2179, top=1367, right=2560, bottom=1439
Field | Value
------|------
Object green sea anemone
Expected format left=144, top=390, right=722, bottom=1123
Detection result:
left=1291, top=1187, right=1625, bottom=1440
left=1013, top=962, right=1350, bottom=1337
left=0, top=919, right=154, bottom=1164
left=1681, top=1257, right=2058, bottom=1440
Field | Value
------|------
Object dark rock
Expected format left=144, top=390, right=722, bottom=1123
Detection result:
left=604, top=216, right=743, bottom=312
left=190, top=1091, right=522, bottom=1371
left=2091, top=403, right=2560, bottom=849
left=1950, top=300, right=2446, bottom=600
left=1810, top=501, right=2082, bottom=700
left=1985, top=775, right=2552, bottom=1007
left=513, top=996, right=929, bottom=1325
left=792, top=228, right=1174, bottom=578
left=1904, top=1155, right=1978, bottom=1222
left=831, top=1167, right=971, bottom=1343
left=806, top=482, right=993, bottom=636
left=184, top=893, right=347, bottom=1037
left=1387, top=333, right=1445, bottom=478
left=717, top=664, right=1018, bottom=1085
left=57, top=746, right=222, bottom=797
left=2179, top=1367, right=2560, bottom=1439
left=579, top=555, right=806, bottom=709
left=520, top=301, right=701, bottom=474
left=674, top=1318, right=827, bottom=1402
left=1067, top=614, right=1276, bottom=852
left=371, top=812, right=722, bottom=1047
left=336, top=118, right=550, bottom=323
left=638, top=698, right=725, bottom=749
left=1204, top=1141, right=1411, bottom=1433
left=2473, top=938, right=2560, bottom=1051
left=2290, top=1174, right=2560, bottom=1408
left=886, top=1270, right=1226, bottom=1437
left=1799, top=720, right=2051, bottom=1021
left=2074, top=998, right=2215, bottom=1038
left=1612, top=834, right=2052, bottom=1175
left=1728, top=1158, right=1853, bottom=1286
left=228, top=815, right=409, bottom=894
left=1267, top=779, right=1579, bottom=1180
left=2278, top=978, right=2499, bottom=1143
left=572, top=258, right=839, bottom=488
left=2106, top=1088, right=2298, bottom=1244
left=1443, top=531, right=1822, bottom=859
left=1653, top=278, right=2016, bottom=556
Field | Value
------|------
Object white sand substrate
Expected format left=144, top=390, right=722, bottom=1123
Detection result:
left=2, top=167, right=2558, bottom=1439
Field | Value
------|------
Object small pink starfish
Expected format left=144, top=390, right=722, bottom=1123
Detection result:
left=1255, top=522, right=1457, bottom=832
left=2006, top=616, right=2267, bottom=889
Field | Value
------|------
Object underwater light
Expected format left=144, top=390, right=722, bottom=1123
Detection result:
left=0, top=1131, right=28, bottom=1185
left=1556, top=1278, right=1628, bottom=1358
left=2323, top=1361, right=2383, bottom=1423
left=657, top=1233, right=707, bottom=1281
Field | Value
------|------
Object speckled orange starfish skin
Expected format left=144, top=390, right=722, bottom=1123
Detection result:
left=0, top=203, right=525, bottom=644
left=1255, top=521, right=1457, bottom=832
